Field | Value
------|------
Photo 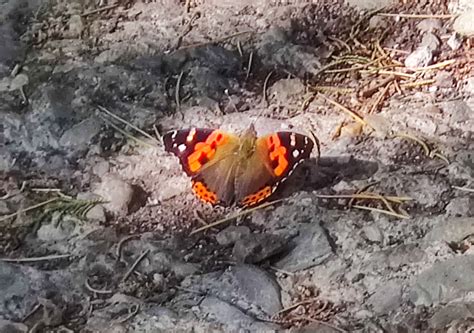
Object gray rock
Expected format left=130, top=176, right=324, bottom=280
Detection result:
left=36, top=218, right=77, bottom=241
left=0, top=320, right=28, bottom=333
left=409, top=255, right=474, bottom=306
left=0, top=262, right=77, bottom=320
left=447, top=33, right=463, bottom=51
left=361, top=225, right=384, bottom=243
left=94, top=174, right=134, bottom=215
left=197, top=297, right=277, bottom=332
left=59, top=117, right=101, bottom=152
left=182, top=264, right=282, bottom=316
left=417, top=19, right=443, bottom=32
left=404, top=46, right=433, bottom=69
left=435, top=71, right=455, bottom=88
left=440, top=100, right=472, bottom=123
left=366, top=280, right=403, bottom=314
left=429, top=302, right=474, bottom=329
left=216, top=226, right=251, bottom=246
left=387, top=243, right=426, bottom=269
left=421, top=32, right=440, bottom=52
left=67, top=15, right=83, bottom=38
left=232, top=233, right=287, bottom=263
left=345, top=0, right=395, bottom=10
left=453, top=10, right=474, bottom=36
left=445, top=197, right=474, bottom=217
left=425, top=217, right=474, bottom=242
left=274, top=223, right=333, bottom=272
left=256, top=27, right=322, bottom=76
left=92, top=160, right=111, bottom=177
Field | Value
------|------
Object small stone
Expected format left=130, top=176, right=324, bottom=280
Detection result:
left=387, top=244, right=425, bottom=269
left=435, top=71, right=454, bottom=88
left=92, top=161, right=110, bottom=177
left=421, top=32, right=440, bottom=52
left=215, top=226, right=250, bottom=246
left=345, top=0, right=395, bottom=10
left=274, top=223, right=333, bottom=272
left=417, top=18, right=443, bottom=32
left=366, top=280, right=402, bottom=314
left=445, top=197, right=474, bottom=216
left=94, top=174, right=134, bottom=215
left=453, top=10, right=474, bottom=36
left=361, top=225, right=384, bottom=243
left=429, top=302, right=474, bottom=329
left=59, top=117, right=101, bottom=152
left=369, top=15, right=388, bottom=29
left=158, top=175, right=189, bottom=201
left=232, top=233, right=287, bottom=263
left=67, top=14, right=83, bottom=38
left=404, top=46, right=433, bottom=69
left=0, top=320, right=28, bottom=333
left=425, top=217, right=474, bottom=243
left=464, top=76, right=474, bottom=95
left=9, top=73, right=29, bottom=91
left=409, top=255, right=474, bottom=306
left=447, top=33, right=462, bottom=50
left=440, top=100, right=472, bottom=123
left=37, top=219, right=77, bottom=241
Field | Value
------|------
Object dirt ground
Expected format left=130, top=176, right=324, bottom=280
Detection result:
left=1, top=0, right=474, bottom=332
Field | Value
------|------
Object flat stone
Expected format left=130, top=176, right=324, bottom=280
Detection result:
left=445, top=197, right=474, bottom=217
left=417, top=19, right=443, bottom=32
left=404, top=46, right=433, bottom=69
left=387, top=243, right=426, bottom=269
left=94, top=174, right=134, bottom=215
left=361, top=225, right=384, bottom=244
left=345, top=0, right=395, bottom=10
left=366, top=280, right=403, bottom=314
left=440, top=100, right=472, bottom=123
left=59, top=117, right=101, bottom=152
left=425, top=217, right=474, bottom=243
left=274, top=223, right=333, bottom=272
left=216, top=226, right=251, bottom=246
left=421, top=32, right=440, bottom=52
left=197, top=297, right=277, bottom=332
left=182, top=264, right=282, bottom=316
left=232, top=233, right=287, bottom=263
left=409, top=255, right=474, bottom=306
left=0, top=320, right=28, bottom=333
left=453, top=10, right=474, bottom=36
left=76, top=192, right=107, bottom=222
left=429, top=302, right=474, bottom=329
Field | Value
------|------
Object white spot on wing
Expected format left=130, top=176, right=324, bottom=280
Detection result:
left=171, top=130, right=178, bottom=139
left=186, top=128, right=196, bottom=142
left=290, top=133, right=297, bottom=146
left=178, top=144, right=187, bottom=152
left=292, top=149, right=300, bottom=158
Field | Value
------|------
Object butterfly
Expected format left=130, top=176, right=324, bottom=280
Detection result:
left=163, top=124, right=314, bottom=207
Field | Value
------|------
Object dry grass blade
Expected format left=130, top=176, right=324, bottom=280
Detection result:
left=413, top=59, right=456, bottom=72
left=121, top=249, right=150, bottom=283
left=314, top=193, right=412, bottom=203
left=275, top=297, right=321, bottom=316
left=190, top=199, right=284, bottom=235
left=98, top=114, right=156, bottom=149
left=393, top=132, right=430, bottom=156
left=96, top=105, right=160, bottom=145
left=262, top=70, right=274, bottom=106
left=353, top=205, right=410, bottom=219
left=453, top=186, right=474, bottom=193
left=292, top=316, right=348, bottom=333
left=401, top=79, right=435, bottom=88
left=175, top=70, right=185, bottom=111
left=0, top=254, right=71, bottom=262
left=0, top=198, right=59, bottom=223
left=377, top=13, right=455, bottom=19
left=245, top=51, right=253, bottom=81
left=85, top=278, right=113, bottom=295
left=81, top=4, right=119, bottom=17
left=318, top=93, right=369, bottom=127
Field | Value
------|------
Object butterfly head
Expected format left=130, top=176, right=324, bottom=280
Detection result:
left=238, top=124, right=258, bottom=158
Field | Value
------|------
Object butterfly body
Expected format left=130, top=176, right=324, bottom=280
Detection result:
left=163, top=124, right=314, bottom=207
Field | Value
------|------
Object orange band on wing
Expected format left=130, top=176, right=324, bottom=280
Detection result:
left=192, top=181, right=218, bottom=204
left=266, top=134, right=288, bottom=176
left=187, top=130, right=228, bottom=172
left=241, top=186, right=272, bottom=207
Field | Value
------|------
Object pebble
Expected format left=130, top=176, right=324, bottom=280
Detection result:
left=94, top=174, right=134, bottom=215
left=445, top=197, right=474, bottom=217
left=345, top=0, right=395, bottom=10
left=215, top=225, right=251, bottom=246
left=76, top=192, right=107, bottom=222
left=447, top=33, right=462, bottom=50
left=417, top=18, right=443, bottom=32
left=429, top=302, right=474, bottom=329
left=67, top=14, right=84, bottom=38
left=453, top=10, right=474, bottom=36
left=421, top=32, right=440, bottom=52
left=232, top=233, right=287, bottom=263
left=425, top=217, right=474, bottom=243
left=404, top=46, right=433, bottom=69
left=59, top=117, right=102, bottom=152
left=274, top=223, right=333, bottom=272
left=409, top=255, right=474, bottom=306
left=366, top=280, right=403, bottom=314
left=361, top=225, right=384, bottom=244
left=0, top=320, right=28, bottom=333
